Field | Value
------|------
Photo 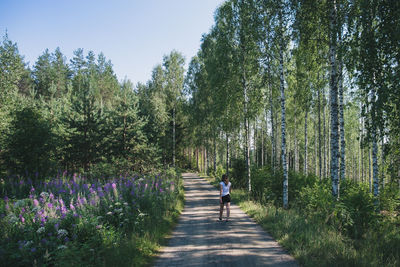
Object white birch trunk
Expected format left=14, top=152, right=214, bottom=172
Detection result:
left=254, top=120, right=258, bottom=167
left=369, top=146, right=372, bottom=192
left=294, top=113, right=298, bottom=172
left=380, top=139, right=384, bottom=190
left=304, top=109, right=308, bottom=174
left=372, top=132, right=379, bottom=197
left=318, top=84, right=322, bottom=179
left=213, top=135, right=217, bottom=173
left=206, top=146, right=209, bottom=175
left=314, top=117, right=318, bottom=176
left=243, top=75, right=251, bottom=192
left=323, top=87, right=327, bottom=179
left=339, top=56, right=345, bottom=181
left=226, top=133, right=229, bottom=176
left=261, top=114, right=265, bottom=167
left=360, top=108, right=364, bottom=182
left=196, top=148, right=199, bottom=171
left=246, top=116, right=251, bottom=192
left=173, top=107, right=176, bottom=168
left=329, top=0, right=339, bottom=198
left=278, top=12, right=288, bottom=208
left=270, top=88, right=276, bottom=172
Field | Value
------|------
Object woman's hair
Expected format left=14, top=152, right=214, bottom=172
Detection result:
left=221, top=174, right=228, bottom=181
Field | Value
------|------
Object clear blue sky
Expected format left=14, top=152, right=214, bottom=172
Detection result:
left=0, top=0, right=225, bottom=84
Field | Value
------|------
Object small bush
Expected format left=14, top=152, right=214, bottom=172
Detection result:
left=230, top=158, right=247, bottom=188
left=379, top=182, right=400, bottom=214
left=339, top=180, right=377, bottom=239
left=296, top=180, right=334, bottom=220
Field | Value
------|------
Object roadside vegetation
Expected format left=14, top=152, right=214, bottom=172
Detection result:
left=0, top=168, right=184, bottom=266
left=201, top=166, right=400, bottom=267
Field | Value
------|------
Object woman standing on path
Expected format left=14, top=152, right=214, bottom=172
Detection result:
left=219, top=174, right=232, bottom=222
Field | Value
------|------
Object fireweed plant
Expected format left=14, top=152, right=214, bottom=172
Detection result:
left=0, top=170, right=181, bottom=266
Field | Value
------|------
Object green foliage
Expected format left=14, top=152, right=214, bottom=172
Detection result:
left=296, top=178, right=377, bottom=239
left=379, top=182, right=400, bottom=214
left=215, top=165, right=226, bottom=181
left=0, top=35, right=165, bottom=177
left=339, top=180, right=377, bottom=239
left=32, top=48, right=71, bottom=99
left=230, top=158, right=247, bottom=188
left=4, top=105, right=55, bottom=176
left=296, top=180, right=334, bottom=219
left=63, top=78, right=106, bottom=171
left=0, top=33, right=27, bottom=101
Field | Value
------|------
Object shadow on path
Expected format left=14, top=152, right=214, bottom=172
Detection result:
left=154, top=173, right=298, bottom=267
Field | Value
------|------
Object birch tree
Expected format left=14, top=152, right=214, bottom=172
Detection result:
left=329, top=0, right=340, bottom=198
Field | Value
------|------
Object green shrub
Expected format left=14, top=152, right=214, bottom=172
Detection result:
left=339, top=180, right=377, bottom=239
left=379, top=181, right=400, bottom=214
left=296, top=180, right=334, bottom=220
left=230, top=158, right=247, bottom=188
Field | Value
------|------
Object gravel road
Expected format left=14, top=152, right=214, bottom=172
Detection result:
left=154, top=173, right=298, bottom=267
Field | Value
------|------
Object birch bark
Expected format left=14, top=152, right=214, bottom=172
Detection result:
left=329, top=0, right=339, bottom=198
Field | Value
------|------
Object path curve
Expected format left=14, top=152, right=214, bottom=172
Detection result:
left=154, top=173, right=298, bottom=267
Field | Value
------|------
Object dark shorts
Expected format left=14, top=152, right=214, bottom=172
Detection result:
left=222, top=194, right=231, bottom=203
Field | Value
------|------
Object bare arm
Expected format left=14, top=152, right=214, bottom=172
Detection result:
left=220, top=184, right=223, bottom=203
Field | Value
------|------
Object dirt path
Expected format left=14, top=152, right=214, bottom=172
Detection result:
left=154, top=173, right=298, bottom=267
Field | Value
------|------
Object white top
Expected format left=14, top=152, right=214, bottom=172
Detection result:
left=220, top=181, right=231, bottom=197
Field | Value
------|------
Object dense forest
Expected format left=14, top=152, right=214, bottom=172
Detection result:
left=1, top=0, right=399, bottom=266
left=185, top=0, right=400, bottom=199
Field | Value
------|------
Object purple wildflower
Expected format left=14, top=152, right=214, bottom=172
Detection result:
left=19, top=215, right=25, bottom=223
left=33, top=199, right=39, bottom=207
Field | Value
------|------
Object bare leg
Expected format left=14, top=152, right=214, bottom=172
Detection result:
left=219, top=203, right=224, bottom=220
left=226, top=202, right=230, bottom=220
